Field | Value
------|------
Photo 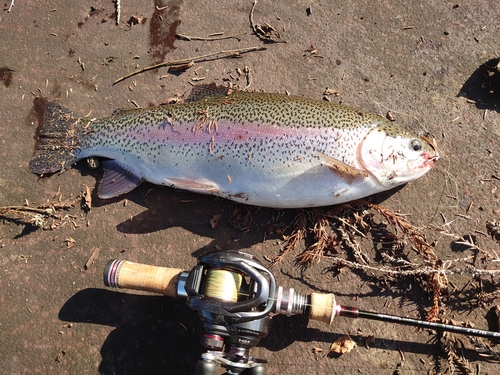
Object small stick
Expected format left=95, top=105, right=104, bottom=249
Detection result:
left=249, top=0, right=286, bottom=43
left=249, top=0, right=259, bottom=36
left=84, top=248, right=100, bottom=270
left=0, top=205, right=60, bottom=219
left=113, top=46, right=266, bottom=84
left=168, top=60, right=194, bottom=72
left=176, top=32, right=246, bottom=42
left=114, top=0, right=121, bottom=25
left=243, top=66, right=252, bottom=90
left=326, top=214, right=367, bottom=238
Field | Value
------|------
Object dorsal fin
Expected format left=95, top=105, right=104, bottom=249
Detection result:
left=111, top=108, right=128, bottom=117
left=186, top=83, right=232, bottom=102
left=316, top=152, right=368, bottom=178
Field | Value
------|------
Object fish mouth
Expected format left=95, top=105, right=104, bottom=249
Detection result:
left=418, top=131, right=439, bottom=168
left=422, top=153, right=439, bottom=168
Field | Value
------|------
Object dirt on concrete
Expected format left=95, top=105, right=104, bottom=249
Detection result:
left=0, top=1, right=499, bottom=374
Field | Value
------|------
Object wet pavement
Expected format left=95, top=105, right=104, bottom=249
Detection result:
left=1, top=1, right=499, bottom=374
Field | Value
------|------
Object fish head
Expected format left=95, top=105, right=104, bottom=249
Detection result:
left=358, top=122, right=439, bottom=187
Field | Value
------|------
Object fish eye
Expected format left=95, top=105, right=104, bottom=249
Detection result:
left=410, top=139, right=422, bottom=152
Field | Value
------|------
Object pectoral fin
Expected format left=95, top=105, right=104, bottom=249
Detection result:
left=316, top=152, right=368, bottom=178
left=98, top=160, right=143, bottom=199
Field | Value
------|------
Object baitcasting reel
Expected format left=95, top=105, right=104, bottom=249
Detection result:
left=104, top=250, right=500, bottom=375
left=179, top=251, right=276, bottom=375
left=105, top=250, right=306, bottom=375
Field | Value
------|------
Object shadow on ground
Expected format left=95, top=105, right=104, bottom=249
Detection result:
left=59, top=287, right=493, bottom=375
left=59, top=289, right=202, bottom=375
left=458, top=57, right=500, bottom=113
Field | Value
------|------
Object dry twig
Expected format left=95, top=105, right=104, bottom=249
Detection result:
left=176, top=32, right=245, bottom=42
left=468, top=336, right=500, bottom=363
left=113, top=46, right=266, bottom=84
left=0, top=192, right=84, bottom=230
left=441, top=334, right=474, bottom=374
left=249, top=0, right=286, bottom=43
left=365, top=201, right=438, bottom=263
left=295, top=209, right=338, bottom=269
left=270, top=211, right=307, bottom=268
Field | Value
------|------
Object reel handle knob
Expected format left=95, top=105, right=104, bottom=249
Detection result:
left=195, top=359, right=217, bottom=375
left=104, top=259, right=185, bottom=298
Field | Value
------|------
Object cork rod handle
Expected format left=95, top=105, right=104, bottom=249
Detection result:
left=104, top=259, right=184, bottom=298
left=308, top=292, right=337, bottom=325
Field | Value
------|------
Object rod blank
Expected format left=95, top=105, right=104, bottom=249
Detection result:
left=350, top=307, right=500, bottom=340
left=306, top=293, right=500, bottom=340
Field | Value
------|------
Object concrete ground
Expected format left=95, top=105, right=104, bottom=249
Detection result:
left=0, top=1, right=499, bottom=374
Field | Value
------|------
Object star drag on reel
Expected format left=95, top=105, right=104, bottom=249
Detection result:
left=104, top=250, right=500, bottom=375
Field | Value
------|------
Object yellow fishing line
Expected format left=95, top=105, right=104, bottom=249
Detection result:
left=204, top=269, right=243, bottom=302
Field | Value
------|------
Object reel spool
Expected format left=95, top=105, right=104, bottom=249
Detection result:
left=203, top=269, right=243, bottom=303
left=184, top=251, right=276, bottom=323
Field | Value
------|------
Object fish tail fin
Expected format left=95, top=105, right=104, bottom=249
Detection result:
left=29, top=101, right=86, bottom=175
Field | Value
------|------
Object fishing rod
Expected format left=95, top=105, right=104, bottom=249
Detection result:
left=103, top=250, right=499, bottom=375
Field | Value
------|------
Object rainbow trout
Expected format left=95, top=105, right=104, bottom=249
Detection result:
left=29, top=84, right=438, bottom=208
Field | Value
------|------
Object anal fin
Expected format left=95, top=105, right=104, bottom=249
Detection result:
left=317, top=152, right=368, bottom=178
left=98, top=160, right=143, bottom=199
left=165, top=177, right=219, bottom=193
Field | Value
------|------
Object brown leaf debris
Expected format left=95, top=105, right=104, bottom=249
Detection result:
left=295, top=209, right=339, bottom=269
left=270, top=210, right=307, bottom=268
left=328, top=335, right=357, bottom=355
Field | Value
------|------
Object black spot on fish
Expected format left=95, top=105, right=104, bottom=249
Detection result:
left=158, top=120, right=171, bottom=130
